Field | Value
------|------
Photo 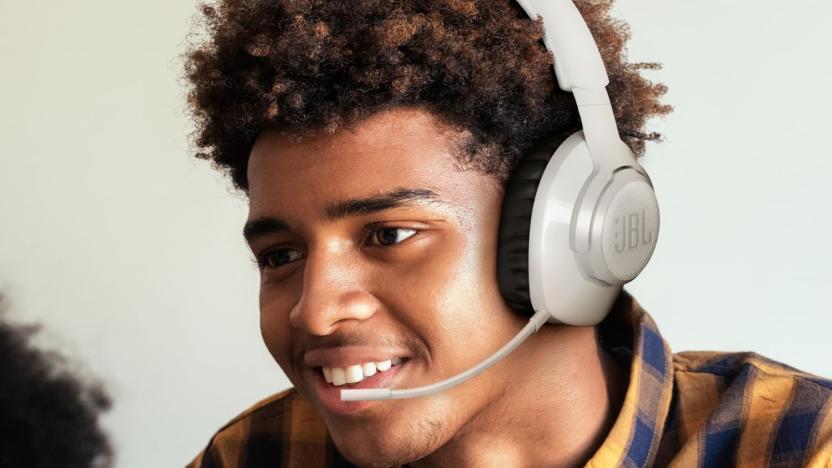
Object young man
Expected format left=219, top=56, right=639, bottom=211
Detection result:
left=184, top=0, right=832, bottom=466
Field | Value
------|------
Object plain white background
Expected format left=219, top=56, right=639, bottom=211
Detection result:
left=0, top=1, right=829, bottom=466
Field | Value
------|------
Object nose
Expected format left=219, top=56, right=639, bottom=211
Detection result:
left=288, top=240, right=379, bottom=335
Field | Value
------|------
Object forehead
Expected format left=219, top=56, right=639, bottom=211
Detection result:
left=246, top=107, right=496, bottom=221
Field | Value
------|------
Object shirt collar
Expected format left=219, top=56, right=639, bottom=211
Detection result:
left=586, top=289, right=675, bottom=468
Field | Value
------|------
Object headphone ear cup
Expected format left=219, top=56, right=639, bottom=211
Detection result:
left=497, top=132, right=572, bottom=316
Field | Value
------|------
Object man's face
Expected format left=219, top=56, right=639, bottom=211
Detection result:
left=246, top=106, right=527, bottom=466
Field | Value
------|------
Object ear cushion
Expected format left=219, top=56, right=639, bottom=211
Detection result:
left=497, top=132, right=572, bottom=316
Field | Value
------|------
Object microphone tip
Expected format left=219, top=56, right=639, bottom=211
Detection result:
left=340, top=388, right=392, bottom=401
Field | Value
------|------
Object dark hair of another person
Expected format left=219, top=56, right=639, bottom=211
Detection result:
left=184, top=0, right=672, bottom=191
left=0, top=295, right=113, bottom=468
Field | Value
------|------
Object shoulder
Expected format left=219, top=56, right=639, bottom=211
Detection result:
left=662, top=351, right=832, bottom=466
left=187, top=388, right=346, bottom=468
left=672, top=351, right=832, bottom=411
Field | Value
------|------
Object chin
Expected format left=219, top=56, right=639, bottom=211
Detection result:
left=327, top=412, right=451, bottom=467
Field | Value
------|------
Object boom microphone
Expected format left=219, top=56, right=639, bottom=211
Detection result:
left=340, top=309, right=550, bottom=401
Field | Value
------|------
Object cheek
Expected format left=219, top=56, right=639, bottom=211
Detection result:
left=419, top=238, right=518, bottom=379
left=377, top=231, right=500, bottom=350
left=259, top=285, right=296, bottom=377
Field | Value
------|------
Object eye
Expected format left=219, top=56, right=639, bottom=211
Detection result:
left=256, top=248, right=303, bottom=270
left=367, top=227, right=418, bottom=247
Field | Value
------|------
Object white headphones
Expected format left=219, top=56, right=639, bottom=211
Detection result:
left=496, top=0, right=660, bottom=326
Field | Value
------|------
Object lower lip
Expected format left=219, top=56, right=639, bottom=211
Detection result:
left=310, top=362, right=408, bottom=415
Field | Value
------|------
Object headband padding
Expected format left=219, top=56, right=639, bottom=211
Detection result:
left=497, top=132, right=571, bottom=315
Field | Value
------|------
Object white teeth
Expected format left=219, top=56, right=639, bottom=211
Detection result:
left=362, top=362, right=377, bottom=377
left=331, top=367, right=346, bottom=386
left=322, top=358, right=403, bottom=386
left=345, top=365, right=363, bottom=383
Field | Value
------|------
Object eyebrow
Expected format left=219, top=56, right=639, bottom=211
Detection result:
left=243, top=188, right=443, bottom=243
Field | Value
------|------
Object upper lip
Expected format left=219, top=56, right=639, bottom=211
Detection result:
left=304, top=345, right=410, bottom=368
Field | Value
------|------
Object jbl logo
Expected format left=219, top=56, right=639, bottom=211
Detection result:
left=613, top=210, right=654, bottom=253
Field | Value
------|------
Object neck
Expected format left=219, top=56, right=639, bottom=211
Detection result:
left=410, top=325, right=627, bottom=468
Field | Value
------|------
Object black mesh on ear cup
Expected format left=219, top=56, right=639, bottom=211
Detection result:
left=497, top=133, right=572, bottom=316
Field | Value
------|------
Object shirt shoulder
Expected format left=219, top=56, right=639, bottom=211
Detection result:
left=187, top=388, right=352, bottom=468
left=657, top=351, right=832, bottom=467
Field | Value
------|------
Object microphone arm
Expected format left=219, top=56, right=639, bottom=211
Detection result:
left=341, top=309, right=551, bottom=401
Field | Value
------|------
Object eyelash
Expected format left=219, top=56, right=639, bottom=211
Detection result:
left=252, top=226, right=419, bottom=270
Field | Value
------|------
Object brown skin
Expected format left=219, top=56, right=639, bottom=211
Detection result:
left=246, top=106, right=626, bottom=467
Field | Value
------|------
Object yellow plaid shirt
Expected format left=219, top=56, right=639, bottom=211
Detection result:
left=188, top=290, right=832, bottom=467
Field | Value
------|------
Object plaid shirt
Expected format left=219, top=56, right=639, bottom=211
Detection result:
left=188, top=290, right=832, bottom=467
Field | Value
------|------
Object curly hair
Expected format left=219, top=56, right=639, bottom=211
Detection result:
left=184, top=0, right=672, bottom=191
left=0, top=295, right=113, bottom=468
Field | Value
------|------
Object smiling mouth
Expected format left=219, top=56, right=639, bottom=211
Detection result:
left=321, top=357, right=405, bottom=386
